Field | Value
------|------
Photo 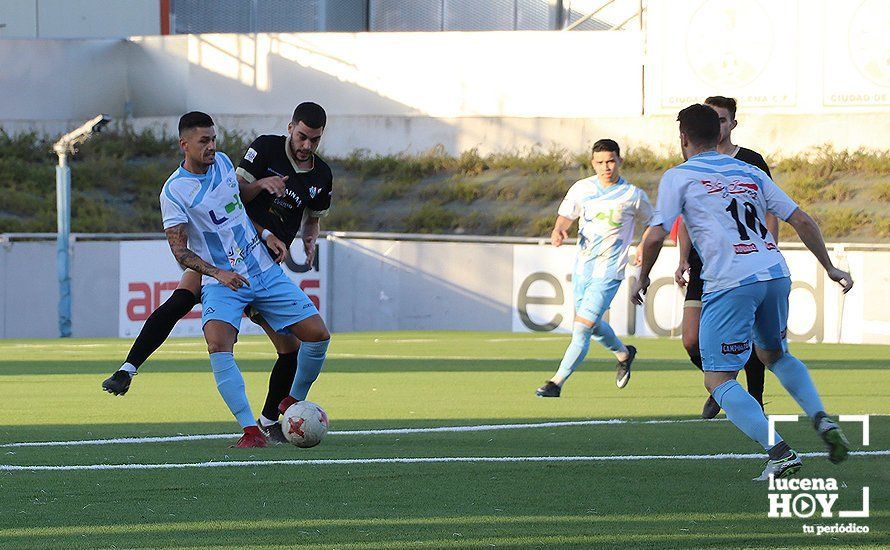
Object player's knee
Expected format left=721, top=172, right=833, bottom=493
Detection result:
left=275, top=337, right=301, bottom=354
left=305, top=327, right=331, bottom=342
left=703, top=376, right=724, bottom=394
left=206, top=340, right=232, bottom=354
left=294, top=316, right=330, bottom=342
left=204, top=325, right=236, bottom=354
left=758, top=348, right=783, bottom=371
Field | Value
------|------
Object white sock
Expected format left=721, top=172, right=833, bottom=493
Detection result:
left=259, top=415, right=278, bottom=427
left=119, top=363, right=137, bottom=377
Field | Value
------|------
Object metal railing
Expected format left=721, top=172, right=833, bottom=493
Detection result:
left=4, top=232, right=890, bottom=252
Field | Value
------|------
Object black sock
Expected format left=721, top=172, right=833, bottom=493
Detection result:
left=690, top=354, right=703, bottom=371
left=124, top=289, right=197, bottom=368
left=768, top=440, right=792, bottom=460
left=261, top=351, right=299, bottom=421
left=744, top=353, right=766, bottom=407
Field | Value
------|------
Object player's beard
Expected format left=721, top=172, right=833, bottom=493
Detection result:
left=290, top=142, right=312, bottom=163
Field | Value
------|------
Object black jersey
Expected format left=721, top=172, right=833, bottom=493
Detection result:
left=734, top=147, right=771, bottom=177
left=235, top=134, right=333, bottom=246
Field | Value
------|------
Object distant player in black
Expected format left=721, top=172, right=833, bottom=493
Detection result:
left=674, top=96, right=777, bottom=419
left=102, top=102, right=332, bottom=443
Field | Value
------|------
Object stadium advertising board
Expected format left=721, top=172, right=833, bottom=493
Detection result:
left=512, top=244, right=871, bottom=344
left=118, top=240, right=327, bottom=338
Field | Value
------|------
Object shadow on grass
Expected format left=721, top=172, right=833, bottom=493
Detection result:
left=1, top=358, right=885, bottom=376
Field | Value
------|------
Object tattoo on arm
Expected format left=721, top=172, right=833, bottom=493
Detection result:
left=165, top=225, right=220, bottom=278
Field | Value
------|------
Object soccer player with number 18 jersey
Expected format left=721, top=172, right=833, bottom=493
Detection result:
left=632, top=104, right=853, bottom=481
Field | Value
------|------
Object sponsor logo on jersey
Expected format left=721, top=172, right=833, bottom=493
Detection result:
left=700, top=179, right=724, bottom=194
left=727, top=181, right=759, bottom=195
left=733, top=243, right=759, bottom=254
left=766, top=242, right=778, bottom=251
left=309, top=186, right=320, bottom=199
left=721, top=340, right=751, bottom=355
left=210, top=194, right=244, bottom=225
left=244, top=148, right=258, bottom=162
left=699, top=179, right=759, bottom=199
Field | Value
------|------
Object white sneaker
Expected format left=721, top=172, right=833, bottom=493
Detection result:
left=753, top=450, right=802, bottom=482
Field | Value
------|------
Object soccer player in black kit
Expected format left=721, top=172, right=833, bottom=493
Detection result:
left=103, top=102, right=333, bottom=443
left=674, top=96, right=778, bottom=419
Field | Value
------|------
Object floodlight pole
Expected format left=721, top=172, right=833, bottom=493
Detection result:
left=54, top=149, right=72, bottom=337
left=52, top=114, right=111, bottom=338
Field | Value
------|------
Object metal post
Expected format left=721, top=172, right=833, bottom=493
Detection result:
left=51, top=114, right=110, bottom=339
left=55, top=153, right=72, bottom=337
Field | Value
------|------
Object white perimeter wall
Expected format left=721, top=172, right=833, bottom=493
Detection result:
left=1, top=0, right=889, bottom=156
left=1, top=236, right=888, bottom=345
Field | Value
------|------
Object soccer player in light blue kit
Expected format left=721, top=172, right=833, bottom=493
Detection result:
left=160, top=112, right=330, bottom=448
left=632, top=104, right=853, bottom=480
left=536, top=139, right=653, bottom=398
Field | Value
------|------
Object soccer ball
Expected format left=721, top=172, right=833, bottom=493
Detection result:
left=281, top=401, right=329, bottom=448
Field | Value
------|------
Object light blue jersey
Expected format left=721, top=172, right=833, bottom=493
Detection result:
left=651, top=151, right=797, bottom=294
left=558, top=176, right=653, bottom=282
left=159, top=152, right=275, bottom=286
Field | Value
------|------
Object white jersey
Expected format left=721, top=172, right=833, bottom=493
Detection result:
left=651, top=151, right=798, bottom=294
left=160, top=152, right=275, bottom=286
left=558, top=176, right=653, bottom=281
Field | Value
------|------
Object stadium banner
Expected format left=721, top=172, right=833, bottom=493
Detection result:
left=645, top=0, right=799, bottom=114
left=118, top=240, right=328, bottom=338
left=511, top=244, right=872, bottom=344
left=821, top=0, right=890, bottom=108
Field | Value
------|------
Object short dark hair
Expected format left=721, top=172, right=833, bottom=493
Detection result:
left=292, top=102, right=326, bottom=128
left=704, top=96, right=737, bottom=119
left=677, top=104, right=720, bottom=147
left=178, top=111, right=214, bottom=136
left=592, top=138, right=620, bottom=157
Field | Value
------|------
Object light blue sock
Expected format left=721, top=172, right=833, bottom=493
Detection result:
left=209, top=352, right=255, bottom=428
left=712, top=379, right=777, bottom=450
left=553, top=323, right=593, bottom=385
left=291, top=339, right=329, bottom=400
left=769, top=353, right=825, bottom=419
left=591, top=319, right=626, bottom=354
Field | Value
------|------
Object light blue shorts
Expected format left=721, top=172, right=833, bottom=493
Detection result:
left=573, top=277, right=622, bottom=323
left=700, top=277, right=790, bottom=372
left=201, top=266, right=319, bottom=333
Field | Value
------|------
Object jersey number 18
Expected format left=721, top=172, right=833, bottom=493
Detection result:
left=725, top=198, right=768, bottom=241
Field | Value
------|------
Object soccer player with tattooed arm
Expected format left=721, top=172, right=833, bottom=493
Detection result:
left=103, top=103, right=333, bottom=445
left=159, top=111, right=331, bottom=447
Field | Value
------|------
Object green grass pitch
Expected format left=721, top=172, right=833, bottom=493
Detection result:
left=0, top=332, right=888, bottom=548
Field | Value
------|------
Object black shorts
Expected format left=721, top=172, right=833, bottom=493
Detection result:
left=685, top=247, right=704, bottom=306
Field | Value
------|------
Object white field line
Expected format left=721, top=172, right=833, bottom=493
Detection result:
left=0, top=418, right=726, bottom=448
left=2, top=450, right=888, bottom=472
left=326, top=353, right=554, bottom=360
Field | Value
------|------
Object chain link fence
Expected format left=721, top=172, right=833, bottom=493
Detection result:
left=169, top=0, right=641, bottom=34
left=170, top=0, right=368, bottom=34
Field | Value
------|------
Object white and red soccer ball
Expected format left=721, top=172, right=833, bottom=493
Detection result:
left=282, top=401, right=329, bottom=448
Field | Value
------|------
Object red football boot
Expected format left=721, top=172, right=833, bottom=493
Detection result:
left=232, top=425, right=267, bottom=448
left=278, top=395, right=299, bottom=415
